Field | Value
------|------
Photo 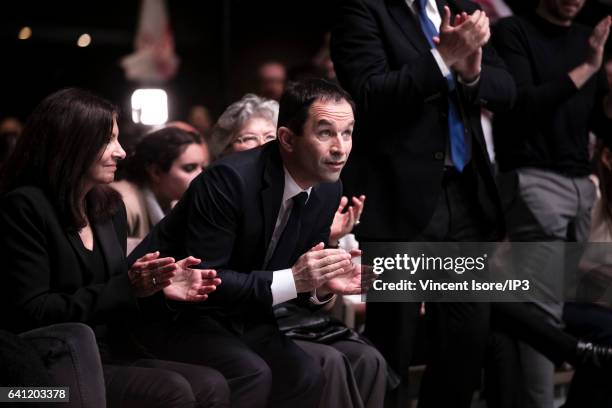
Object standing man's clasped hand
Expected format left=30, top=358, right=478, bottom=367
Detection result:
left=128, top=251, right=221, bottom=301
left=434, top=6, right=490, bottom=82
left=583, top=15, right=612, bottom=117
left=586, top=15, right=611, bottom=72
left=567, top=15, right=611, bottom=99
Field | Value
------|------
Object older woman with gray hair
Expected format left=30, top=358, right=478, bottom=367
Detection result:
left=209, top=94, right=279, bottom=158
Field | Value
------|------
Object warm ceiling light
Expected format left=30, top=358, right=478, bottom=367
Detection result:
left=18, top=26, right=32, bottom=40
left=77, top=33, right=91, bottom=47
left=131, top=89, right=169, bottom=125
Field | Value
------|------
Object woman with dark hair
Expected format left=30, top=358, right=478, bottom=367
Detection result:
left=112, top=127, right=208, bottom=249
left=0, top=88, right=229, bottom=407
left=590, top=137, right=612, bottom=243
left=561, top=135, right=612, bottom=407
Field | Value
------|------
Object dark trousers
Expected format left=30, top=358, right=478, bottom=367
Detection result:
left=491, top=303, right=576, bottom=365
left=563, top=302, right=612, bottom=408
left=19, top=323, right=106, bottom=408
left=486, top=302, right=612, bottom=408
left=485, top=170, right=596, bottom=408
left=19, top=323, right=230, bottom=408
left=484, top=303, right=578, bottom=408
left=158, top=314, right=324, bottom=408
left=295, top=339, right=387, bottom=408
left=103, top=360, right=229, bottom=408
left=366, top=168, right=495, bottom=408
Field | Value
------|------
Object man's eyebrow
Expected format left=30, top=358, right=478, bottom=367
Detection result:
left=315, top=119, right=334, bottom=127
left=314, top=119, right=355, bottom=127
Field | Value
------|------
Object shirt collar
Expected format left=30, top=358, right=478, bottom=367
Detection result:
left=142, top=187, right=166, bottom=225
left=406, top=0, right=435, bottom=12
left=282, top=167, right=312, bottom=204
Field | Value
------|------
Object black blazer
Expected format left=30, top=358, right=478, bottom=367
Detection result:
left=331, top=0, right=517, bottom=240
left=130, top=141, right=342, bottom=326
left=0, top=186, right=144, bottom=354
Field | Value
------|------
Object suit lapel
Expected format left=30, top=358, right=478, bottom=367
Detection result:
left=260, top=146, right=285, bottom=251
left=94, top=219, right=125, bottom=278
left=386, top=0, right=431, bottom=54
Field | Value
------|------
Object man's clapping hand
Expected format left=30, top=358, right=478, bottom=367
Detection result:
left=434, top=7, right=489, bottom=82
left=163, top=256, right=221, bottom=302
left=319, top=249, right=377, bottom=296
left=292, top=243, right=352, bottom=293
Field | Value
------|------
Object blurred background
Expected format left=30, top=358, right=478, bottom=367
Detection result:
left=1, top=0, right=610, bottom=123
left=0, top=0, right=336, bottom=122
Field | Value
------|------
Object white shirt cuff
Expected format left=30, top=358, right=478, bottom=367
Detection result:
left=430, top=48, right=451, bottom=78
left=458, top=74, right=480, bottom=87
left=271, top=268, right=297, bottom=306
left=309, top=289, right=337, bottom=305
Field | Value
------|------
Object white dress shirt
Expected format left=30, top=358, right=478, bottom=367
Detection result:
left=405, top=0, right=451, bottom=77
left=266, top=168, right=338, bottom=306
left=266, top=168, right=311, bottom=306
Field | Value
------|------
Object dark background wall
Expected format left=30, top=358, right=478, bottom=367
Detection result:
left=1, top=0, right=334, bottom=122
left=1, top=0, right=609, bottom=122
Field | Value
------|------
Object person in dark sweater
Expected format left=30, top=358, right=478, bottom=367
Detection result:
left=491, top=1, right=612, bottom=407
left=493, top=5, right=611, bottom=176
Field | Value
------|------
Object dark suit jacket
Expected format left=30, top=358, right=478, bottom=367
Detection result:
left=130, top=141, right=342, bottom=330
left=331, top=0, right=516, bottom=241
left=0, top=186, right=146, bottom=357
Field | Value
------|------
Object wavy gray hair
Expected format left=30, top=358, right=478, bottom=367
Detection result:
left=209, top=94, right=279, bottom=158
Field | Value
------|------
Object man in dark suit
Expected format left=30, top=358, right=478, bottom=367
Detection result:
left=331, top=0, right=516, bottom=406
left=131, top=78, right=364, bottom=408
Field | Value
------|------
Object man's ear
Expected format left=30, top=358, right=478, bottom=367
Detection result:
left=277, top=127, right=295, bottom=153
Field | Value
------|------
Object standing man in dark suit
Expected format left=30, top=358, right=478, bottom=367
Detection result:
left=130, top=78, right=365, bottom=408
left=331, top=0, right=516, bottom=406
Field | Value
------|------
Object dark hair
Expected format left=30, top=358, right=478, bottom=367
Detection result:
left=123, top=127, right=202, bottom=187
left=595, top=135, right=612, bottom=224
left=0, top=131, right=19, bottom=165
left=0, top=88, right=122, bottom=231
left=277, top=78, right=355, bottom=136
